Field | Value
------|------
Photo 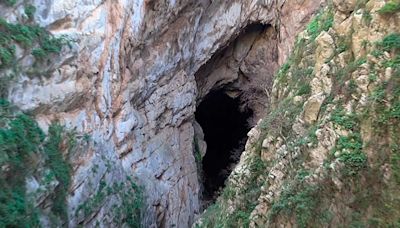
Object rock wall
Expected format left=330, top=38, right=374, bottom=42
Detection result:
left=1, top=0, right=324, bottom=227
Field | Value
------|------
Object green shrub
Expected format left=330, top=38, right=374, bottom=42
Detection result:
left=335, top=133, right=368, bottom=176
left=296, top=84, right=312, bottom=96
left=330, top=107, right=358, bottom=130
left=378, top=1, right=400, bottom=14
left=24, top=4, right=36, bottom=19
left=31, top=48, right=46, bottom=59
left=277, top=62, right=290, bottom=80
left=122, top=178, right=143, bottom=228
left=44, top=123, right=72, bottom=220
left=0, top=46, right=15, bottom=66
left=380, top=33, right=400, bottom=52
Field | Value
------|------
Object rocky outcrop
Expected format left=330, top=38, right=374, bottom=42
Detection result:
left=1, top=0, right=324, bottom=227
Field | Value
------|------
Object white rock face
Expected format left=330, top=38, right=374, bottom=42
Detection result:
left=2, top=0, right=324, bottom=227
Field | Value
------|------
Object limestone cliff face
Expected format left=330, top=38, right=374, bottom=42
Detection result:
left=1, top=0, right=324, bottom=227
left=196, top=0, right=400, bottom=227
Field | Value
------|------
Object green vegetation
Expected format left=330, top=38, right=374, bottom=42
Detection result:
left=198, top=156, right=266, bottom=228
left=336, top=134, right=368, bottom=176
left=377, top=1, right=400, bottom=15
left=0, top=0, right=17, bottom=6
left=271, top=186, right=318, bottom=227
left=260, top=97, right=304, bottom=137
left=200, top=2, right=400, bottom=227
left=330, top=107, right=358, bottom=130
left=333, top=57, right=366, bottom=92
left=193, top=137, right=203, bottom=167
left=379, top=33, right=400, bottom=52
left=24, top=4, right=36, bottom=19
left=267, top=5, right=400, bottom=228
left=44, top=124, right=72, bottom=220
left=0, top=99, right=43, bottom=227
left=269, top=181, right=326, bottom=228
left=0, top=17, right=69, bottom=68
left=0, top=99, right=74, bottom=226
left=329, top=103, right=367, bottom=176
left=307, top=9, right=334, bottom=40
left=362, top=10, right=373, bottom=25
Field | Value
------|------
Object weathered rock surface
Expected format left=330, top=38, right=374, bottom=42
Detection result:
left=195, top=0, right=400, bottom=227
left=1, top=0, right=324, bottom=227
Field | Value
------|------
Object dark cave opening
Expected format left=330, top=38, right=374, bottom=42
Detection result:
left=195, top=90, right=253, bottom=201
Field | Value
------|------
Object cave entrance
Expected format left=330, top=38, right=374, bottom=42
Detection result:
left=195, top=89, right=253, bottom=202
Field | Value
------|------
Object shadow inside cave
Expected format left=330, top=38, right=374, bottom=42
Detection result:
left=195, top=89, right=253, bottom=202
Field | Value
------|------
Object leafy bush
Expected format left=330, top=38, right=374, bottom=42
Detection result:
left=44, top=123, right=72, bottom=220
left=24, top=4, right=36, bottom=19
left=378, top=1, right=400, bottom=14
left=380, top=33, right=400, bottom=52
left=335, top=133, right=368, bottom=176
left=0, top=46, right=15, bottom=66
left=330, top=107, right=358, bottom=130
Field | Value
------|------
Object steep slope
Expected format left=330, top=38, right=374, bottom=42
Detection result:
left=196, top=0, right=400, bottom=227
